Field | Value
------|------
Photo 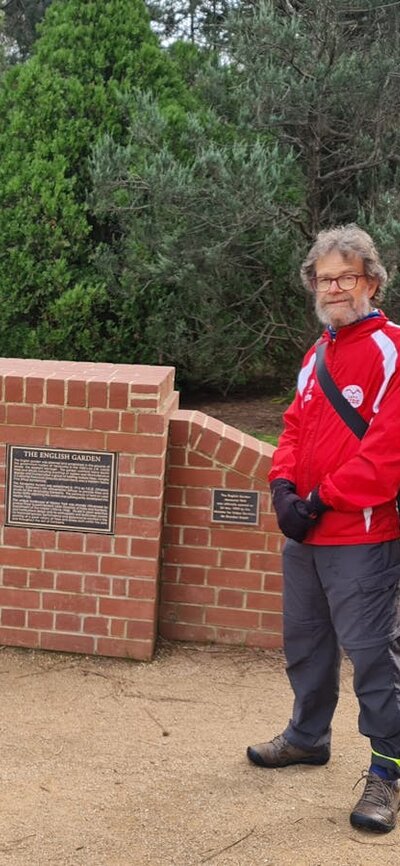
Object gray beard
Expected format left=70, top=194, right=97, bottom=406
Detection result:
left=315, top=293, right=372, bottom=329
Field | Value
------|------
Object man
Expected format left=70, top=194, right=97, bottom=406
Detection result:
left=247, top=224, right=400, bottom=833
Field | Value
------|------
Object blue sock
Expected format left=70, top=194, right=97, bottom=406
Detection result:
left=369, top=763, right=397, bottom=782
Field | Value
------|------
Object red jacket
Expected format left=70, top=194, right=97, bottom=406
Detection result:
left=269, top=312, right=400, bottom=544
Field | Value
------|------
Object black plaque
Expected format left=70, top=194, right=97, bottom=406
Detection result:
left=212, top=489, right=259, bottom=525
left=6, top=446, right=118, bottom=533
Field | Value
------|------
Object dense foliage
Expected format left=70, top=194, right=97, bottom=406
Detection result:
left=0, top=0, right=399, bottom=391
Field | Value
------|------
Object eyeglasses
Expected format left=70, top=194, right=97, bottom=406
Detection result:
left=312, top=273, right=366, bottom=292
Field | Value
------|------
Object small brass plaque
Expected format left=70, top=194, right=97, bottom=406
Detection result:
left=212, top=489, right=260, bottom=525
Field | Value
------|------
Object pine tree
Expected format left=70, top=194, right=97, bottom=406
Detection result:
left=0, top=0, right=191, bottom=359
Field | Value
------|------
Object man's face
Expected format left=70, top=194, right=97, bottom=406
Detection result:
left=313, top=250, right=378, bottom=329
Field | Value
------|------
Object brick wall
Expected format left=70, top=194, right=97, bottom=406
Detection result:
left=160, top=410, right=283, bottom=649
left=0, top=359, right=177, bottom=661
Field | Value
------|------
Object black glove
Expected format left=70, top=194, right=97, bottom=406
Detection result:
left=270, top=478, right=317, bottom=543
left=307, top=486, right=331, bottom=518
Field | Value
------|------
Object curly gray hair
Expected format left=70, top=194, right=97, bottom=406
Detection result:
left=300, top=224, right=388, bottom=303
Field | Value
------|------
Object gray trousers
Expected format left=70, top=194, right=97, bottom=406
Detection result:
left=282, top=539, right=400, bottom=775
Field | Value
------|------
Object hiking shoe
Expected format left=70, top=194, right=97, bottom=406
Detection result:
left=246, top=733, right=330, bottom=768
left=350, top=771, right=400, bottom=833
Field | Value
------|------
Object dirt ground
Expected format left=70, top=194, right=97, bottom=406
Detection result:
left=180, top=394, right=288, bottom=437
left=0, top=643, right=398, bottom=866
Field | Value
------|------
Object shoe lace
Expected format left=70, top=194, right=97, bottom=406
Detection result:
left=353, top=771, right=396, bottom=808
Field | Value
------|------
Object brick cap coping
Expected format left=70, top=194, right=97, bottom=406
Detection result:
left=0, top=358, right=175, bottom=387
left=169, top=409, right=275, bottom=480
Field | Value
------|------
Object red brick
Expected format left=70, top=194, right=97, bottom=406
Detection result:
left=250, top=552, right=282, bottom=573
left=225, top=472, right=257, bottom=489
left=43, top=593, right=96, bottom=614
left=30, top=530, right=57, bottom=549
left=266, top=533, right=284, bottom=553
left=245, top=630, right=282, bottom=649
left=184, top=488, right=212, bottom=507
left=112, top=578, right=126, bottom=595
left=259, top=514, right=283, bottom=532
left=260, top=612, right=283, bottom=631
left=0, top=406, right=5, bottom=424
left=207, top=568, right=262, bottom=590
left=164, top=487, right=184, bottom=505
left=3, top=527, right=29, bottom=547
left=84, top=575, right=110, bottom=595
left=0, top=588, right=40, bottom=608
left=118, top=476, right=162, bottom=497
left=100, top=556, right=158, bottom=578
left=56, top=574, right=82, bottom=593
left=162, top=584, right=215, bottom=605
left=26, top=378, right=44, bottom=404
left=126, top=620, right=155, bottom=640
left=187, top=452, right=212, bottom=468
left=127, top=579, right=156, bottom=599
left=233, top=446, right=260, bottom=477
left=88, top=381, right=108, bottom=408
left=7, top=405, right=34, bottom=425
left=35, top=407, right=63, bottom=427
left=99, top=598, right=154, bottom=619
left=167, top=447, right=186, bottom=467
left=91, top=410, right=120, bottom=431
left=133, top=497, right=162, bottom=518
left=28, top=611, right=54, bottom=630
left=67, top=380, right=86, bottom=407
left=135, top=457, right=163, bottom=476
left=110, top=619, right=126, bottom=638
left=182, top=528, right=210, bottom=546
left=218, top=589, right=244, bottom=607
left=168, top=546, right=218, bottom=567
left=162, top=526, right=182, bottom=545
left=246, top=592, right=282, bottom=612
left=214, top=437, right=241, bottom=467
left=178, top=566, right=206, bottom=585
left=29, top=571, right=54, bottom=590
left=57, top=534, right=84, bottom=552
left=119, top=455, right=133, bottom=474
left=0, top=627, right=40, bottom=648
left=96, top=638, right=153, bottom=660
left=0, top=548, right=42, bottom=568
left=85, top=535, right=113, bottom=553
left=114, top=517, right=160, bottom=538
left=63, top=408, right=90, bottom=428
left=56, top=613, right=81, bottom=632
left=137, top=415, right=166, bottom=434
left=109, top=382, right=129, bottom=409
left=40, top=632, right=94, bottom=654
left=3, top=568, right=27, bottom=587
left=206, top=607, right=259, bottom=629
left=0, top=427, right=45, bottom=446
left=5, top=377, right=23, bottom=403
left=159, top=622, right=215, bottom=643
left=130, top=538, right=160, bottom=558
left=46, top=380, right=65, bottom=405
left=161, top=564, right=180, bottom=583
left=263, top=573, right=283, bottom=592
left=49, top=429, right=105, bottom=450
left=210, top=528, right=266, bottom=551
left=196, top=427, right=222, bottom=459
left=2, top=609, right=26, bottom=627
left=106, top=433, right=165, bottom=455
left=120, top=413, right=136, bottom=433
left=116, top=496, right=131, bottom=515
left=83, top=616, right=109, bottom=636
left=161, top=602, right=204, bottom=624
left=215, top=628, right=246, bottom=644
left=220, top=550, right=248, bottom=569
left=167, top=506, right=210, bottom=527
left=114, top=537, right=129, bottom=556
left=168, top=416, right=190, bottom=446
left=168, top=467, right=224, bottom=488
left=44, top=551, right=99, bottom=572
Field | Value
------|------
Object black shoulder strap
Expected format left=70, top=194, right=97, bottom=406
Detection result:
left=315, top=342, right=369, bottom=441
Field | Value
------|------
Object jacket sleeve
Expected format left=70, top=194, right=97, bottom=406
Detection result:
left=319, top=365, right=400, bottom=511
left=268, top=391, right=301, bottom=485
